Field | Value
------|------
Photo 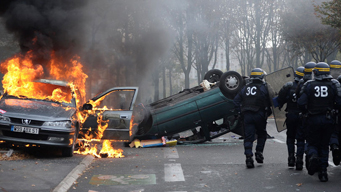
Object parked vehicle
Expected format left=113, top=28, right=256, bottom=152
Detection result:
left=130, top=70, right=245, bottom=143
left=0, top=79, right=80, bottom=157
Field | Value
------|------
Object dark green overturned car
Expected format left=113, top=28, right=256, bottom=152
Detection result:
left=130, top=70, right=246, bottom=143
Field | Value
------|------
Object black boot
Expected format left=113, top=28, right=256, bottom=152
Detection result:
left=318, top=170, right=328, bottom=182
left=288, top=153, right=295, bottom=167
left=308, top=155, right=319, bottom=176
left=296, top=156, right=303, bottom=171
left=246, top=155, right=254, bottom=168
left=255, top=151, right=264, bottom=164
left=331, top=144, right=340, bottom=166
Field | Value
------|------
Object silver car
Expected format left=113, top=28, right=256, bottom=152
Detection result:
left=0, top=79, right=79, bottom=157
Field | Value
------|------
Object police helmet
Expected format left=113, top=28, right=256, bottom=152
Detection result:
left=294, top=66, right=304, bottom=81
left=330, top=60, right=341, bottom=69
left=250, top=68, right=265, bottom=80
left=303, top=62, right=316, bottom=81
left=304, top=62, right=316, bottom=74
left=313, top=62, right=332, bottom=80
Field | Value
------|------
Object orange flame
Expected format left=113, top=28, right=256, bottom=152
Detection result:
left=0, top=51, right=87, bottom=104
left=75, top=109, right=126, bottom=158
left=129, top=115, right=138, bottom=137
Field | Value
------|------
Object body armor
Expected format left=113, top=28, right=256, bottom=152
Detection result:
left=242, top=82, right=266, bottom=112
left=307, top=80, right=334, bottom=115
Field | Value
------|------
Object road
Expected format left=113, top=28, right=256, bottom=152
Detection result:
left=72, top=119, right=341, bottom=192
left=1, top=119, right=341, bottom=192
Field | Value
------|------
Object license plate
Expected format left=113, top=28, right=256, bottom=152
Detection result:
left=11, top=126, right=39, bottom=134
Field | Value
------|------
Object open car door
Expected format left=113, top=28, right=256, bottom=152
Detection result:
left=80, top=87, right=138, bottom=141
left=264, top=67, right=294, bottom=132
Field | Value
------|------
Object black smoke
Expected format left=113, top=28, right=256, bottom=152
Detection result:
left=0, top=0, right=88, bottom=65
left=0, top=0, right=183, bottom=101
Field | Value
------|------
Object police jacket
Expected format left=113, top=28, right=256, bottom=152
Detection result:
left=233, top=79, right=271, bottom=114
left=278, top=80, right=300, bottom=113
left=297, top=78, right=341, bottom=115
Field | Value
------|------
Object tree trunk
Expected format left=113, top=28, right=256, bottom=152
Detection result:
left=168, top=68, right=172, bottom=95
left=162, top=65, right=166, bottom=98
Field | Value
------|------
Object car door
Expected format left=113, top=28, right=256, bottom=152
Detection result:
left=80, top=87, right=138, bottom=141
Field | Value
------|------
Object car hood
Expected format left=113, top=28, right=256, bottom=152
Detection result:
left=0, top=98, right=76, bottom=121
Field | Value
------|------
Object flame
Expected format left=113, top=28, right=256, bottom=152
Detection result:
left=129, top=115, right=138, bottom=137
left=74, top=139, right=124, bottom=158
left=75, top=109, right=126, bottom=158
left=75, top=93, right=128, bottom=158
left=0, top=51, right=87, bottom=104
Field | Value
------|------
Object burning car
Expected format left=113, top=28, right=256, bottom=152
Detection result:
left=78, top=87, right=138, bottom=144
left=0, top=79, right=80, bottom=157
left=130, top=70, right=245, bottom=143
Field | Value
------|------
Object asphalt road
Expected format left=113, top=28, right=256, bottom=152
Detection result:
left=0, top=148, right=87, bottom=192
left=1, top=119, right=341, bottom=192
left=71, top=119, right=341, bottom=192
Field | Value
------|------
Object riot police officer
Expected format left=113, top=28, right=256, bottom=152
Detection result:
left=277, top=66, right=304, bottom=169
left=329, top=60, right=341, bottom=78
left=295, top=61, right=316, bottom=170
left=329, top=60, right=341, bottom=165
left=298, top=62, right=341, bottom=182
left=233, top=68, right=272, bottom=168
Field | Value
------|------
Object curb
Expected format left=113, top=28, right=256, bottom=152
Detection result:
left=52, top=155, right=95, bottom=192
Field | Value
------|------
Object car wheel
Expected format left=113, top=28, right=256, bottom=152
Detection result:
left=204, top=69, right=223, bottom=83
left=62, top=133, right=77, bottom=157
left=219, top=71, right=243, bottom=99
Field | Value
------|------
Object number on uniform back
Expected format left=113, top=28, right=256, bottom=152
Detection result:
left=246, top=86, right=257, bottom=96
left=314, top=86, right=328, bottom=97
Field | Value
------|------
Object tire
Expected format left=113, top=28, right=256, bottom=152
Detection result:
left=219, top=71, right=243, bottom=99
left=62, top=132, right=77, bottom=157
left=204, top=69, right=223, bottom=83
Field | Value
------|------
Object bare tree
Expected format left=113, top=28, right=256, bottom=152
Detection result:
left=171, top=2, right=194, bottom=89
left=190, top=0, right=221, bottom=83
left=281, top=0, right=341, bottom=63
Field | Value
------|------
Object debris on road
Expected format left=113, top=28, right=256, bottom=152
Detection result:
left=129, top=137, right=177, bottom=148
left=0, top=148, right=33, bottom=161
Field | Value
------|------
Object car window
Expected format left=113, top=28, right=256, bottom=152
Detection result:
left=96, top=90, right=134, bottom=110
left=4, top=81, right=74, bottom=106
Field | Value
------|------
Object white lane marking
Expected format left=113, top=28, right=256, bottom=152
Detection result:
left=164, top=163, right=185, bottom=182
left=164, top=147, right=179, bottom=158
left=273, top=139, right=285, bottom=144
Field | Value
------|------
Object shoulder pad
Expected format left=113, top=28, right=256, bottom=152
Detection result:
left=284, top=81, right=293, bottom=88
left=331, top=78, right=339, bottom=84
left=332, top=79, right=341, bottom=97
left=305, top=79, right=314, bottom=84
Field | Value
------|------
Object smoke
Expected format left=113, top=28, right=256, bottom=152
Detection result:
left=0, top=0, right=89, bottom=65
left=0, top=0, right=187, bottom=101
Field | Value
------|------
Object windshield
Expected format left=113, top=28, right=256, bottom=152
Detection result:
left=3, top=81, right=74, bottom=106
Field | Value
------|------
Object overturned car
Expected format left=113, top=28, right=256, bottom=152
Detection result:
left=130, top=70, right=246, bottom=143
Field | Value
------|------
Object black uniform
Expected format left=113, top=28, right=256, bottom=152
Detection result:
left=234, top=79, right=271, bottom=157
left=278, top=80, right=302, bottom=167
left=298, top=78, right=341, bottom=178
